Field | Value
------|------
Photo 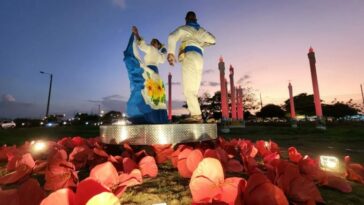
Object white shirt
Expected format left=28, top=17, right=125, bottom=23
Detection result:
left=137, top=39, right=166, bottom=66
left=167, top=25, right=216, bottom=56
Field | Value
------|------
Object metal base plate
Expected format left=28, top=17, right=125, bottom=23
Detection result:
left=100, top=123, right=217, bottom=145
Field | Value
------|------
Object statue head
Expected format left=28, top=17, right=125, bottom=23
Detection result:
left=151, top=38, right=163, bottom=50
left=185, top=11, right=197, bottom=23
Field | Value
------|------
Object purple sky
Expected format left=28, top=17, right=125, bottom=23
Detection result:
left=1, top=0, right=364, bottom=118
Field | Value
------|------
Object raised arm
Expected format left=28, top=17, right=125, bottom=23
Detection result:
left=132, top=26, right=150, bottom=53
left=168, top=27, right=185, bottom=55
left=167, top=27, right=184, bottom=66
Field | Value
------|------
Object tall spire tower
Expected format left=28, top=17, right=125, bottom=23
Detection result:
left=229, top=65, right=237, bottom=120
left=218, top=57, right=229, bottom=119
left=236, top=86, right=243, bottom=120
left=288, top=82, right=296, bottom=119
left=307, top=47, right=323, bottom=118
left=168, top=72, right=172, bottom=121
left=361, top=84, right=364, bottom=107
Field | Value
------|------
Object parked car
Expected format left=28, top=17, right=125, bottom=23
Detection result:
left=0, top=121, right=16, bottom=129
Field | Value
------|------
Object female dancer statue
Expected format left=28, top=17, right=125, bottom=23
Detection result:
left=123, top=26, right=168, bottom=124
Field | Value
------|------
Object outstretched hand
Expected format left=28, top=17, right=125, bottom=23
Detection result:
left=167, top=53, right=176, bottom=66
left=132, top=26, right=138, bottom=35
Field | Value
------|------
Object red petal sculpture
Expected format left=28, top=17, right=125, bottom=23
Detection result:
left=0, top=188, right=19, bottom=205
left=225, top=159, right=244, bottom=173
left=138, top=156, right=158, bottom=178
left=204, top=149, right=219, bottom=159
left=116, top=169, right=143, bottom=197
left=57, top=137, right=75, bottom=150
left=69, top=146, right=93, bottom=170
left=17, top=178, right=45, bottom=205
left=177, top=147, right=193, bottom=178
left=298, top=156, right=326, bottom=183
left=40, top=188, right=76, bottom=205
left=288, top=147, right=302, bottom=163
left=89, top=162, right=119, bottom=188
left=122, top=157, right=138, bottom=174
left=44, top=154, right=78, bottom=191
left=152, top=144, right=174, bottom=164
left=218, top=177, right=246, bottom=205
left=75, top=178, right=111, bottom=205
left=170, top=145, right=188, bottom=168
left=108, top=155, right=123, bottom=171
left=33, top=160, right=48, bottom=175
left=322, top=174, right=352, bottom=193
left=189, top=158, right=224, bottom=203
left=186, top=149, right=204, bottom=174
left=344, top=156, right=364, bottom=184
left=0, top=153, right=35, bottom=185
left=6, top=154, right=21, bottom=172
left=71, top=136, right=86, bottom=147
left=244, top=173, right=289, bottom=205
left=263, top=152, right=280, bottom=165
left=0, top=179, right=45, bottom=205
left=255, top=140, right=271, bottom=157
left=276, top=161, right=324, bottom=204
left=238, top=140, right=258, bottom=158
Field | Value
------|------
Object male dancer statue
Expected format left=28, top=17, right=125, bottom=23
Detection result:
left=167, top=11, right=216, bottom=123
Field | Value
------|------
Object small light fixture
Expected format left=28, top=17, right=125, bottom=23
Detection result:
left=264, top=141, right=270, bottom=149
left=114, top=119, right=127, bottom=126
left=320, top=155, right=339, bottom=171
left=32, top=140, right=47, bottom=153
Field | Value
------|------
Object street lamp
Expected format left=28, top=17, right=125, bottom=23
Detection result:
left=40, top=71, right=53, bottom=118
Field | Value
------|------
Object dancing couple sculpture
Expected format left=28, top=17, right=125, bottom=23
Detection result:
left=124, top=11, right=216, bottom=124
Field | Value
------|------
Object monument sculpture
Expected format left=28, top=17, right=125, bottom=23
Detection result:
left=167, top=11, right=216, bottom=123
left=100, top=11, right=217, bottom=145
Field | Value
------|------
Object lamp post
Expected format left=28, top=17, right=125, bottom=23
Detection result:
left=40, top=71, right=53, bottom=118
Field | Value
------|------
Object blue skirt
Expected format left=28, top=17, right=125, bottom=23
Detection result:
left=123, top=34, right=168, bottom=124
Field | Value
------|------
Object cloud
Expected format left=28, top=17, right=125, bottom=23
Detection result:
left=237, top=74, right=250, bottom=85
left=89, top=94, right=126, bottom=113
left=166, top=82, right=181, bottom=86
left=172, top=82, right=181, bottom=86
left=103, top=95, right=124, bottom=101
left=2, top=94, right=16, bottom=102
left=208, top=81, right=220, bottom=87
left=112, top=0, right=126, bottom=9
left=0, top=99, right=41, bottom=119
left=201, top=81, right=220, bottom=87
left=203, top=69, right=215, bottom=74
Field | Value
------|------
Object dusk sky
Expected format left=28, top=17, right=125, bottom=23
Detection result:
left=1, top=0, right=364, bottom=118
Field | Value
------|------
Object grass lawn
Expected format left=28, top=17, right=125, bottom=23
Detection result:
left=1, top=124, right=364, bottom=204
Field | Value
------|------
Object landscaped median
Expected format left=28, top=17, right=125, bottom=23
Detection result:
left=0, top=136, right=363, bottom=205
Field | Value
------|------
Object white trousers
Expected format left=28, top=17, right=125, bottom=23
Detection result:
left=181, top=52, right=203, bottom=116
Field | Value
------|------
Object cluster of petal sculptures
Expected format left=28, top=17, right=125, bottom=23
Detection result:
left=0, top=136, right=363, bottom=205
